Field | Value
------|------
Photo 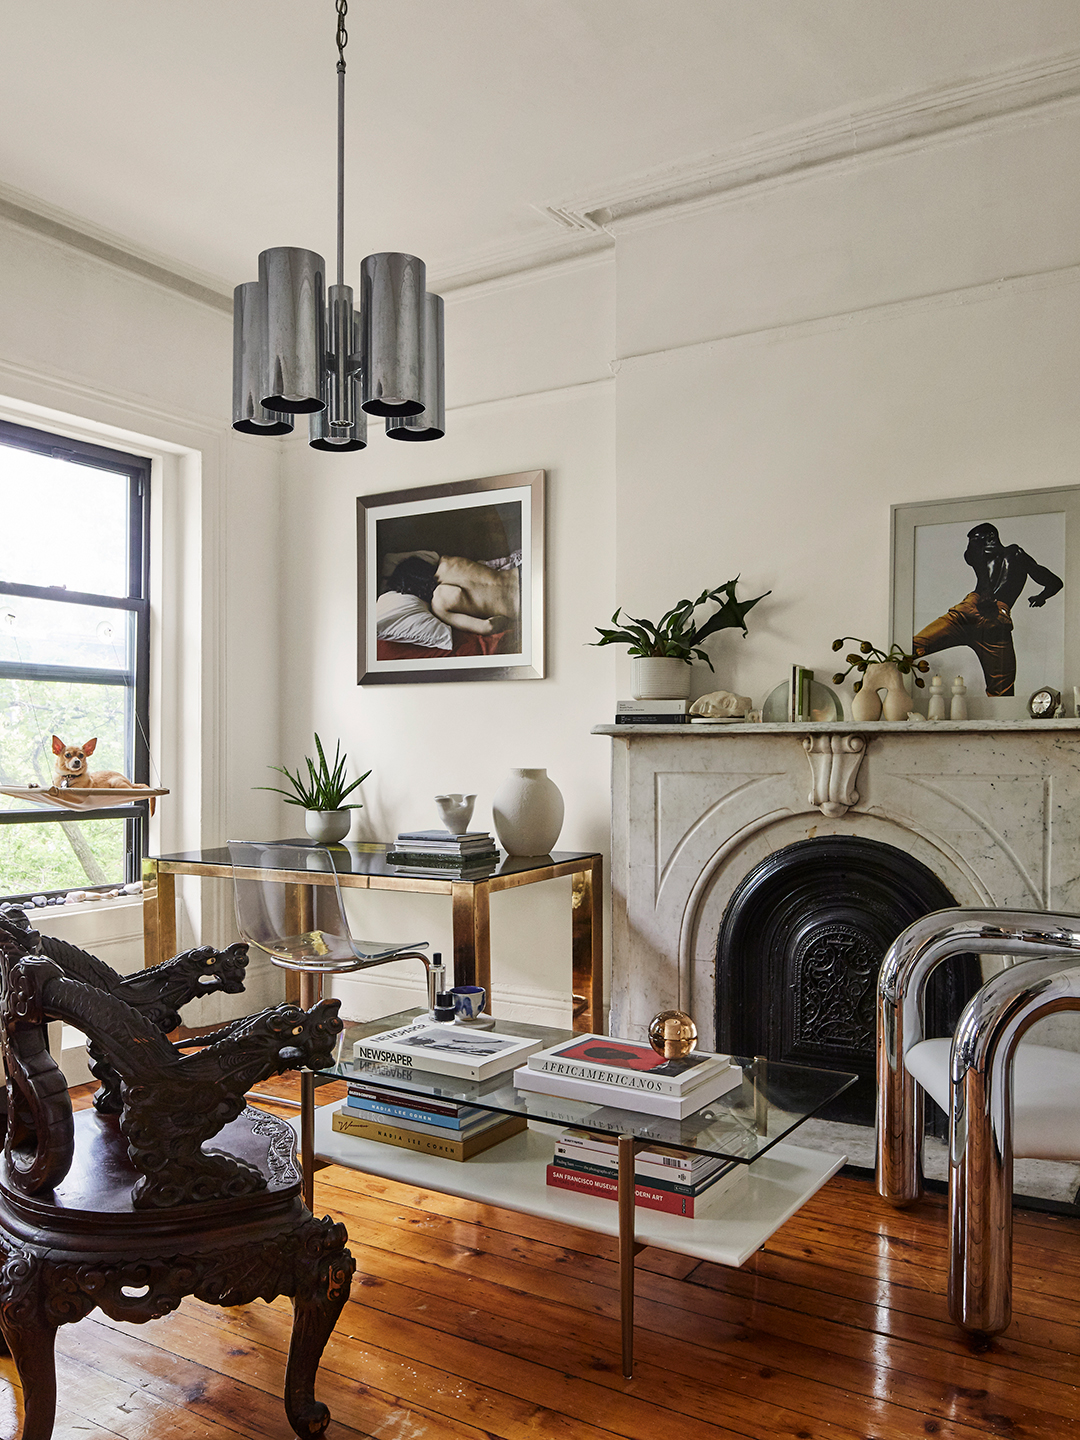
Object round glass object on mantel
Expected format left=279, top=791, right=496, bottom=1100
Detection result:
left=762, top=680, right=844, bottom=723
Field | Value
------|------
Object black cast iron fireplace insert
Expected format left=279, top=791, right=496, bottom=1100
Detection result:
left=715, top=835, right=981, bottom=1127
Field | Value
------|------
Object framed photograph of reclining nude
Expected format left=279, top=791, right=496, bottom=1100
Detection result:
left=891, top=485, right=1080, bottom=717
left=357, top=470, right=545, bottom=685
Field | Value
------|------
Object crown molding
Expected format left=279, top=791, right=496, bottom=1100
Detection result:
left=0, top=181, right=233, bottom=313
left=4, top=46, right=1080, bottom=305
left=430, top=227, right=614, bottom=293
left=435, top=45, right=1080, bottom=290
left=546, top=47, right=1080, bottom=236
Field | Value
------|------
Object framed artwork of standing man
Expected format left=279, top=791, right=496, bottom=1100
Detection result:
left=892, top=486, right=1080, bottom=716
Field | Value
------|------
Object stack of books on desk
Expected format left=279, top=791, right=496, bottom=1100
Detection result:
left=512, top=1034, right=742, bottom=1119
left=386, top=830, right=500, bottom=874
left=546, top=1129, right=745, bottom=1217
left=614, top=699, right=689, bottom=726
left=332, top=1080, right=524, bottom=1160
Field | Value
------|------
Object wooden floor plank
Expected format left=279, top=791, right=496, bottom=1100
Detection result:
left=335, top=1210, right=1077, bottom=1439
left=9, top=1129, right=1080, bottom=1440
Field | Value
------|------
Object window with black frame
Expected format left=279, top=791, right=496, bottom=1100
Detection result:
left=0, top=420, right=151, bottom=902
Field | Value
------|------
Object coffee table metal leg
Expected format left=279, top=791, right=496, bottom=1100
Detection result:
left=618, top=1134, right=644, bottom=1379
left=452, top=880, right=490, bottom=1001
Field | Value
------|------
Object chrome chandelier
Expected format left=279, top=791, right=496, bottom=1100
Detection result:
left=232, top=0, right=444, bottom=451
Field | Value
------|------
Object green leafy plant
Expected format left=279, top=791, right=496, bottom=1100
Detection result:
left=257, top=734, right=370, bottom=811
left=830, top=638, right=930, bottom=693
left=591, top=578, right=769, bottom=670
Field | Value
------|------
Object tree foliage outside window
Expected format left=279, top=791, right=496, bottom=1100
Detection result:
left=0, top=423, right=151, bottom=898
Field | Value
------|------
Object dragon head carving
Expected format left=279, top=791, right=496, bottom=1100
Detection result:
left=266, top=999, right=344, bottom=1074
left=179, top=942, right=249, bottom=996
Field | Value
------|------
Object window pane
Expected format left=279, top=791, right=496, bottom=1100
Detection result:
left=0, top=448, right=129, bottom=594
left=0, top=817, right=126, bottom=894
left=0, top=678, right=131, bottom=799
left=0, top=596, right=133, bottom=673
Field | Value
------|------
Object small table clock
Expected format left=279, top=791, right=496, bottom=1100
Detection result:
left=1028, top=686, right=1062, bottom=719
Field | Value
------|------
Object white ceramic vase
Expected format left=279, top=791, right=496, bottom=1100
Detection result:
left=304, top=808, right=351, bottom=843
left=631, top=656, right=692, bottom=700
left=850, top=661, right=911, bottom=722
left=492, top=769, right=564, bottom=856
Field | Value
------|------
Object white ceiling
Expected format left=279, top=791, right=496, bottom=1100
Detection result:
left=2, top=0, right=1080, bottom=295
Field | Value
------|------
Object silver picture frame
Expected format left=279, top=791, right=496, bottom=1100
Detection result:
left=891, top=485, right=1080, bottom=712
left=357, top=469, right=545, bottom=685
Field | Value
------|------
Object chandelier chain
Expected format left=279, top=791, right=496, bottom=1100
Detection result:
left=336, top=0, right=348, bottom=70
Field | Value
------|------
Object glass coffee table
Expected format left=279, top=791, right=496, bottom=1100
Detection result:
left=304, top=1010, right=856, bottom=1378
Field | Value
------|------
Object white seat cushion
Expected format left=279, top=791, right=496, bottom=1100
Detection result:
left=905, top=1038, right=1080, bottom=1162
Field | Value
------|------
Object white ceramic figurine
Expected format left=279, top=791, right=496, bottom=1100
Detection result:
left=435, top=793, right=476, bottom=834
left=689, top=690, right=753, bottom=719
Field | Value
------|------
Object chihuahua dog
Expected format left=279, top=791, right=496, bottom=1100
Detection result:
left=52, top=736, right=156, bottom=815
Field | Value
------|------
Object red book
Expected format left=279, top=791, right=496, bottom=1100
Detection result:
left=545, top=1162, right=740, bottom=1218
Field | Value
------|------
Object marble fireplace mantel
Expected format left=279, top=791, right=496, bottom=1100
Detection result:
left=593, top=720, right=1080, bottom=1047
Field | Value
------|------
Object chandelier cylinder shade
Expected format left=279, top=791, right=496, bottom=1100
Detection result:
left=360, top=252, right=427, bottom=416
left=260, top=247, right=327, bottom=414
left=310, top=308, right=367, bottom=451
left=386, top=293, right=445, bottom=442
left=232, top=283, right=294, bottom=435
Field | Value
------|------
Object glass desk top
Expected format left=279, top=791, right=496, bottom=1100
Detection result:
left=321, top=1010, right=856, bottom=1165
left=154, top=840, right=599, bottom=884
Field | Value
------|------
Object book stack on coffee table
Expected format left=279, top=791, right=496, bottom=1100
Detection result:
left=332, top=1080, right=524, bottom=1160
left=336, top=1018, right=545, bottom=1160
left=512, top=1033, right=742, bottom=1119
left=386, top=829, right=500, bottom=876
left=546, top=1129, right=747, bottom=1217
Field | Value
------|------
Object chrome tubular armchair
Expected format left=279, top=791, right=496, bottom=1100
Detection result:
left=876, top=907, right=1080, bottom=1335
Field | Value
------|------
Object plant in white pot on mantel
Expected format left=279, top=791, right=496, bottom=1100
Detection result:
left=258, top=734, right=370, bottom=844
left=591, top=578, right=769, bottom=699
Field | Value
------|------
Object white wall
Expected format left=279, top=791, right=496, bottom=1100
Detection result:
left=7, top=64, right=1080, bottom=1036
left=0, top=213, right=287, bottom=1013
left=277, top=86, right=1080, bottom=1028
left=613, top=103, right=1080, bottom=713
left=278, top=257, right=616, bottom=1022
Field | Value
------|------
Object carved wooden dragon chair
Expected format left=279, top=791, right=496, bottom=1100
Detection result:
left=0, top=905, right=355, bottom=1440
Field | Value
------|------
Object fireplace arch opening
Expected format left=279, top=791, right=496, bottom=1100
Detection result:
left=715, top=834, right=981, bottom=1125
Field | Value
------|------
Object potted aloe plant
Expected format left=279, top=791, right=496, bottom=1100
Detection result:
left=592, top=578, right=769, bottom=699
left=258, top=734, right=370, bottom=843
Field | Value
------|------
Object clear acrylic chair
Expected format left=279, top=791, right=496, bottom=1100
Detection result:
left=228, top=840, right=442, bottom=1206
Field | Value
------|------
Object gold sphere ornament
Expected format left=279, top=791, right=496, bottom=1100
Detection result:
left=648, top=1010, right=698, bottom=1060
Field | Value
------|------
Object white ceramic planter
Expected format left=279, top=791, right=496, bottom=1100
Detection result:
left=492, top=769, right=564, bottom=856
left=304, top=809, right=352, bottom=843
left=631, top=656, right=692, bottom=701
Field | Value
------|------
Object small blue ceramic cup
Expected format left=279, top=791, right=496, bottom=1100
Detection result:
left=450, top=985, right=486, bottom=1021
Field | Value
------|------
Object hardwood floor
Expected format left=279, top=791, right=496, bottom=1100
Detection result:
left=8, top=1078, right=1080, bottom=1439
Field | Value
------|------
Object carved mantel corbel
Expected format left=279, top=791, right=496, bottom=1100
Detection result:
left=802, top=733, right=867, bottom=818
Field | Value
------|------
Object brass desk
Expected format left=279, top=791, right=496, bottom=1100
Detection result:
left=142, top=841, right=604, bottom=1031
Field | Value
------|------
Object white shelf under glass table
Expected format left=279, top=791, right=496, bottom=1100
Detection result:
left=303, top=1009, right=856, bottom=1378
